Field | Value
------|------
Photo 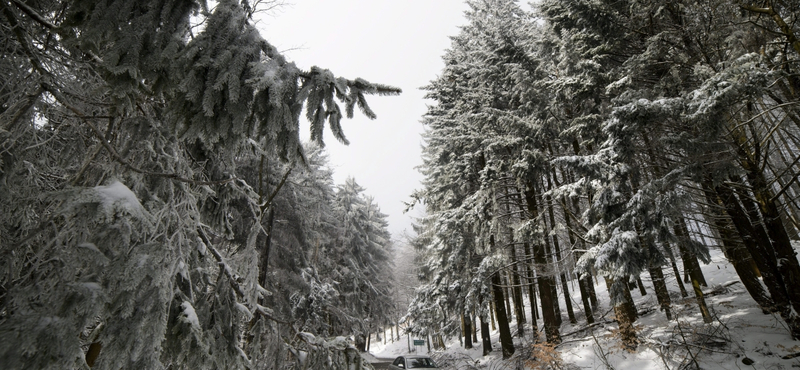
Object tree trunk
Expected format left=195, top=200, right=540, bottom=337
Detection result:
left=648, top=265, right=672, bottom=320
left=463, top=314, right=473, bottom=349
left=669, top=254, right=689, bottom=298
left=745, top=166, right=800, bottom=337
left=257, top=207, right=276, bottom=289
left=492, top=272, right=515, bottom=358
left=524, top=243, right=540, bottom=332
left=608, top=277, right=639, bottom=350
left=504, top=273, right=513, bottom=326
left=714, top=180, right=800, bottom=337
left=578, top=274, right=595, bottom=324
left=490, top=296, right=496, bottom=331
left=480, top=316, right=492, bottom=356
left=692, top=275, right=713, bottom=324
left=544, top=238, right=563, bottom=328
left=426, top=334, right=431, bottom=352
left=545, top=179, right=576, bottom=324
left=701, top=180, right=773, bottom=312
left=635, top=275, right=647, bottom=296
left=509, top=244, right=525, bottom=337
left=562, top=195, right=596, bottom=324
left=472, top=315, right=478, bottom=343
left=676, top=219, right=707, bottom=287
left=524, top=181, right=561, bottom=344
left=587, top=270, right=599, bottom=310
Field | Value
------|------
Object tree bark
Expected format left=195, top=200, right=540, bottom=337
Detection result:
left=463, top=314, right=473, bottom=349
left=608, top=277, right=639, bottom=350
left=524, top=243, right=540, bottom=332
left=480, top=316, right=492, bottom=356
left=545, top=174, right=577, bottom=325
left=648, top=265, right=672, bottom=320
left=714, top=180, right=800, bottom=337
left=490, top=234, right=515, bottom=358
left=524, top=181, right=561, bottom=344
left=745, top=165, right=800, bottom=336
left=668, top=254, right=689, bottom=298
left=492, top=272, right=515, bottom=358
left=692, top=275, right=713, bottom=324
left=675, top=219, right=707, bottom=287
left=508, top=246, right=526, bottom=337
left=700, top=180, right=773, bottom=312
left=472, top=315, right=478, bottom=343
left=635, top=275, right=647, bottom=297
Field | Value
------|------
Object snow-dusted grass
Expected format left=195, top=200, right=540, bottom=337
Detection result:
left=370, top=245, right=800, bottom=369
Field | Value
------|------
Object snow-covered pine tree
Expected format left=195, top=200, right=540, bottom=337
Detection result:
left=0, top=0, right=399, bottom=368
left=540, top=0, right=800, bottom=341
left=331, top=178, right=394, bottom=351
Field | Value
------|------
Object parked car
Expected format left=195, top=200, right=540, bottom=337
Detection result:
left=388, top=355, right=438, bottom=369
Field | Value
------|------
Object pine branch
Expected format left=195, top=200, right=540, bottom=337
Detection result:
left=41, top=82, right=238, bottom=186
left=260, top=165, right=292, bottom=213
left=197, top=227, right=290, bottom=325
left=741, top=3, right=800, bottom=56
left=10, top=0, right=56, bottom=29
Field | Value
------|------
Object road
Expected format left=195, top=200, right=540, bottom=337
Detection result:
left=369, top=357, right=393, bottom=370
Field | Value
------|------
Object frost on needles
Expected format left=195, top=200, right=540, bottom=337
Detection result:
left=0, top=0, right=398, bottom=369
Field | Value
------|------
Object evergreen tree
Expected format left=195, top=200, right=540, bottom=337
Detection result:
left=0, top=0, right=398, bottom=368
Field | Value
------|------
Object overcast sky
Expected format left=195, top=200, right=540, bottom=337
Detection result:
left=257, top=1, right=468, bottom=239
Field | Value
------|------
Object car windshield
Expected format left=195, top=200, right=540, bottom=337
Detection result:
left=407, top=357, right=436, bottom=368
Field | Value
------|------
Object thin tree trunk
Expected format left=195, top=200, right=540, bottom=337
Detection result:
left=669, top=253, right=689, bottom=298
left=542, top=231, right=563, bottom=328
left=504, top=273, right=513, bottom=325
left=490, top=234, right=515, bottom=358
left=587, top=270, right=599, bottom=310
left=472, top=315, right=478, bottom=343
left=490, top=296, right=496, bottom=331
left=524, top=243, right=540, bottom=332
left=676, top=221, right=714, bottom=321
left=635, top=276, right=647, bottom=296
left=257, top=207, right=276, bottom=288
left=562, top=195, right=595, bottom=324
left=676, top=218, right=707, bottom=287
left=692, top=275, right=713, bottom=324
left=509, top=246, right=525, bottom=337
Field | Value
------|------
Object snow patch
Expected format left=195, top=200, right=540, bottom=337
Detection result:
left=93, top=181, right=144, bottom=217
left=77, top=242, right=101, bottom=253
left=180, top=301, right=200, bottom=328
left=235, top=302, right=253, bottom=320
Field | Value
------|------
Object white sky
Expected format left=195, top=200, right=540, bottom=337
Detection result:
left=257, top=1, right=468, bottom=238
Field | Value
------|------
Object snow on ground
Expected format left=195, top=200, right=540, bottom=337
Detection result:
left=369, top=244, right=800, bottom=369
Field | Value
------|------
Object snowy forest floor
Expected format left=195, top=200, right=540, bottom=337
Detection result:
left=366, top=244, right=800, bottom=369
